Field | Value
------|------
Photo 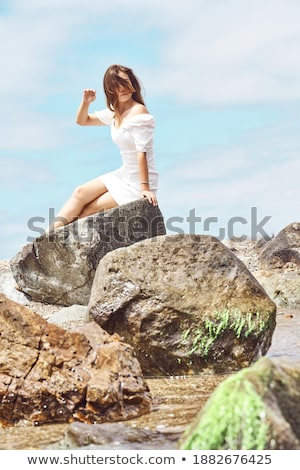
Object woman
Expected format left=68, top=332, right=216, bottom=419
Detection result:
left=52, top=64, right=158, bottom=230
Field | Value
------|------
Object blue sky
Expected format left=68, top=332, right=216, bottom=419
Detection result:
left=1, top=0, right=300, bottom=259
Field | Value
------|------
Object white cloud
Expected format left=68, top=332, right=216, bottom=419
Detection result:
left=141, top=0, right=300, bottom=105
left=0, top=0, right=160, bottom=151
left=5, top=0, right=300, bottom=108
left=1, top=0, right=300, bottom=252
left=2, top=0, right=300, bottom=147
left=159, top=117, right=300, bottom=237
left=0, top=5, right=79, bottom=150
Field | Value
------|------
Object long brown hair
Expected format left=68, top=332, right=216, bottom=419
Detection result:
left=103, top=64, right=145, bottom=123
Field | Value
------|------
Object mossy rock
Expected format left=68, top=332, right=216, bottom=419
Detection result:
left=180, top=356, right=300, bottom=450
left=89, top=234, right=276, bottom=375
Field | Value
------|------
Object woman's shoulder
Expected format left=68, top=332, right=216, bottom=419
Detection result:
left=130, top=103, right=149, bottom=116
left=126, top=104, right=154, bottom=126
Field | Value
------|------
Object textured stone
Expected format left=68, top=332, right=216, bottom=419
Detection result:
left=180, top=356, right=300, bottom=450
left=10, top=199, right=166, bottom=306
left=254, top=223, right=300, bottom=307
left=48, top=305, right=89, bottom=327
left=259, top=222, right=300, bottom=270
left=254, top=270, right=300, bottom=308
left=89, top=234, right=276, bottom=376
left=0, top=270, right=30, bottom=306
left=0, top=294, right=151, bottom=426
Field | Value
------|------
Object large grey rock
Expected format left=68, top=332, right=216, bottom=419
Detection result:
left=89, top=234, right=276, bottom=376
left=0, top=294, right=151, bottom=426
left=180, top=356, right=300, bottom=450
left=10, top=199, right=166, bottom=306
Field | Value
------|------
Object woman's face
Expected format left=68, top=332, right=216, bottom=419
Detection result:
left=116, top=71, right=133, bottom=103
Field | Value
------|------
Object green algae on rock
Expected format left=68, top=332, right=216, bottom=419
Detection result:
left=180, top=308, right=270, bottom=357
left=89, top=234, right=276, bottom=376
left=180, top=372, right=269, bottom=449
left=180, top=356, right=300, bottom=450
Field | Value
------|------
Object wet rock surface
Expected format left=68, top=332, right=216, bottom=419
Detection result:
left=0, top=306, right=299, bottom=450
left=0, top=294, right=151, bottom=426
left=1, top=221, right=299, bottom=450
left=0, top=374, right=228, bottom=450
left=180, top=356, right=300, bottom=450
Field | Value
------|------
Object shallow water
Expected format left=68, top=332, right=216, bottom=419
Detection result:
left=0, top=308, right=299, bottom=450
left=0, top=375, right=228, bottom=450
left=267, top=307, right=300, bottom=358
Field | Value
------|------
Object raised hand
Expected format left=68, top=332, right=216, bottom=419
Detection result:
left=82, top=88, right=97, bottom=104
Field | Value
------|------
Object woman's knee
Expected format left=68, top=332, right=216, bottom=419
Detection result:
left=72, top=185, right=87, bottom=203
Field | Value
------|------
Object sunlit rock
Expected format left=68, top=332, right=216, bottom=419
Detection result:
left=89, top=234, right=276, bottom=376
left=10, top=199, right=166, bottom=306
left=259, top=222, right=300, bottom=270
left=253, top=222, right=300, bottom=307
left=0, top=294, right=151, bottom=426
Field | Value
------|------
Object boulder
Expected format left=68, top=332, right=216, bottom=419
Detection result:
left=10, top=199, right=166, bottom=306
left=59, top=421, right=182, bottom=450
left=259, top=222, right=300, bottom=270
left=254, top=271, right=300, bottom=308
left=254, top=223, right=300, bottom=307
left=224, top=237, right=300, bottom=308
left=88, top=234, right=276, bottom=376
left=180, top=356, right=300, bottom=450
left=0, top=294, right=151, bottom=426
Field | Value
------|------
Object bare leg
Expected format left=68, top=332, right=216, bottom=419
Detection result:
left=50, top=177, right=116, bottom=230
left=78, top=191, right=118, bottom=218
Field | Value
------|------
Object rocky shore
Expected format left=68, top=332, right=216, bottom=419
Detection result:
left=1, top=201, right=300, bottom=449
left=1, top=234, right=298, bottom=327
left=0, top=239, right=272, bottom=324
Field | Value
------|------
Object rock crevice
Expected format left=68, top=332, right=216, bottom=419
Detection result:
left=10, top=200, right=166, bottom=306
left=0, top=294, right=151, bottom=426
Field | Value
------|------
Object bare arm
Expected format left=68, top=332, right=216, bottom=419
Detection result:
left=76, top=89, right=105, bottom=126
left=138, top=151, right=157, bottom=206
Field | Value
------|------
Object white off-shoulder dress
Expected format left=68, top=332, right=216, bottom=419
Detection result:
left=94, top=108, right=159, bottom=205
